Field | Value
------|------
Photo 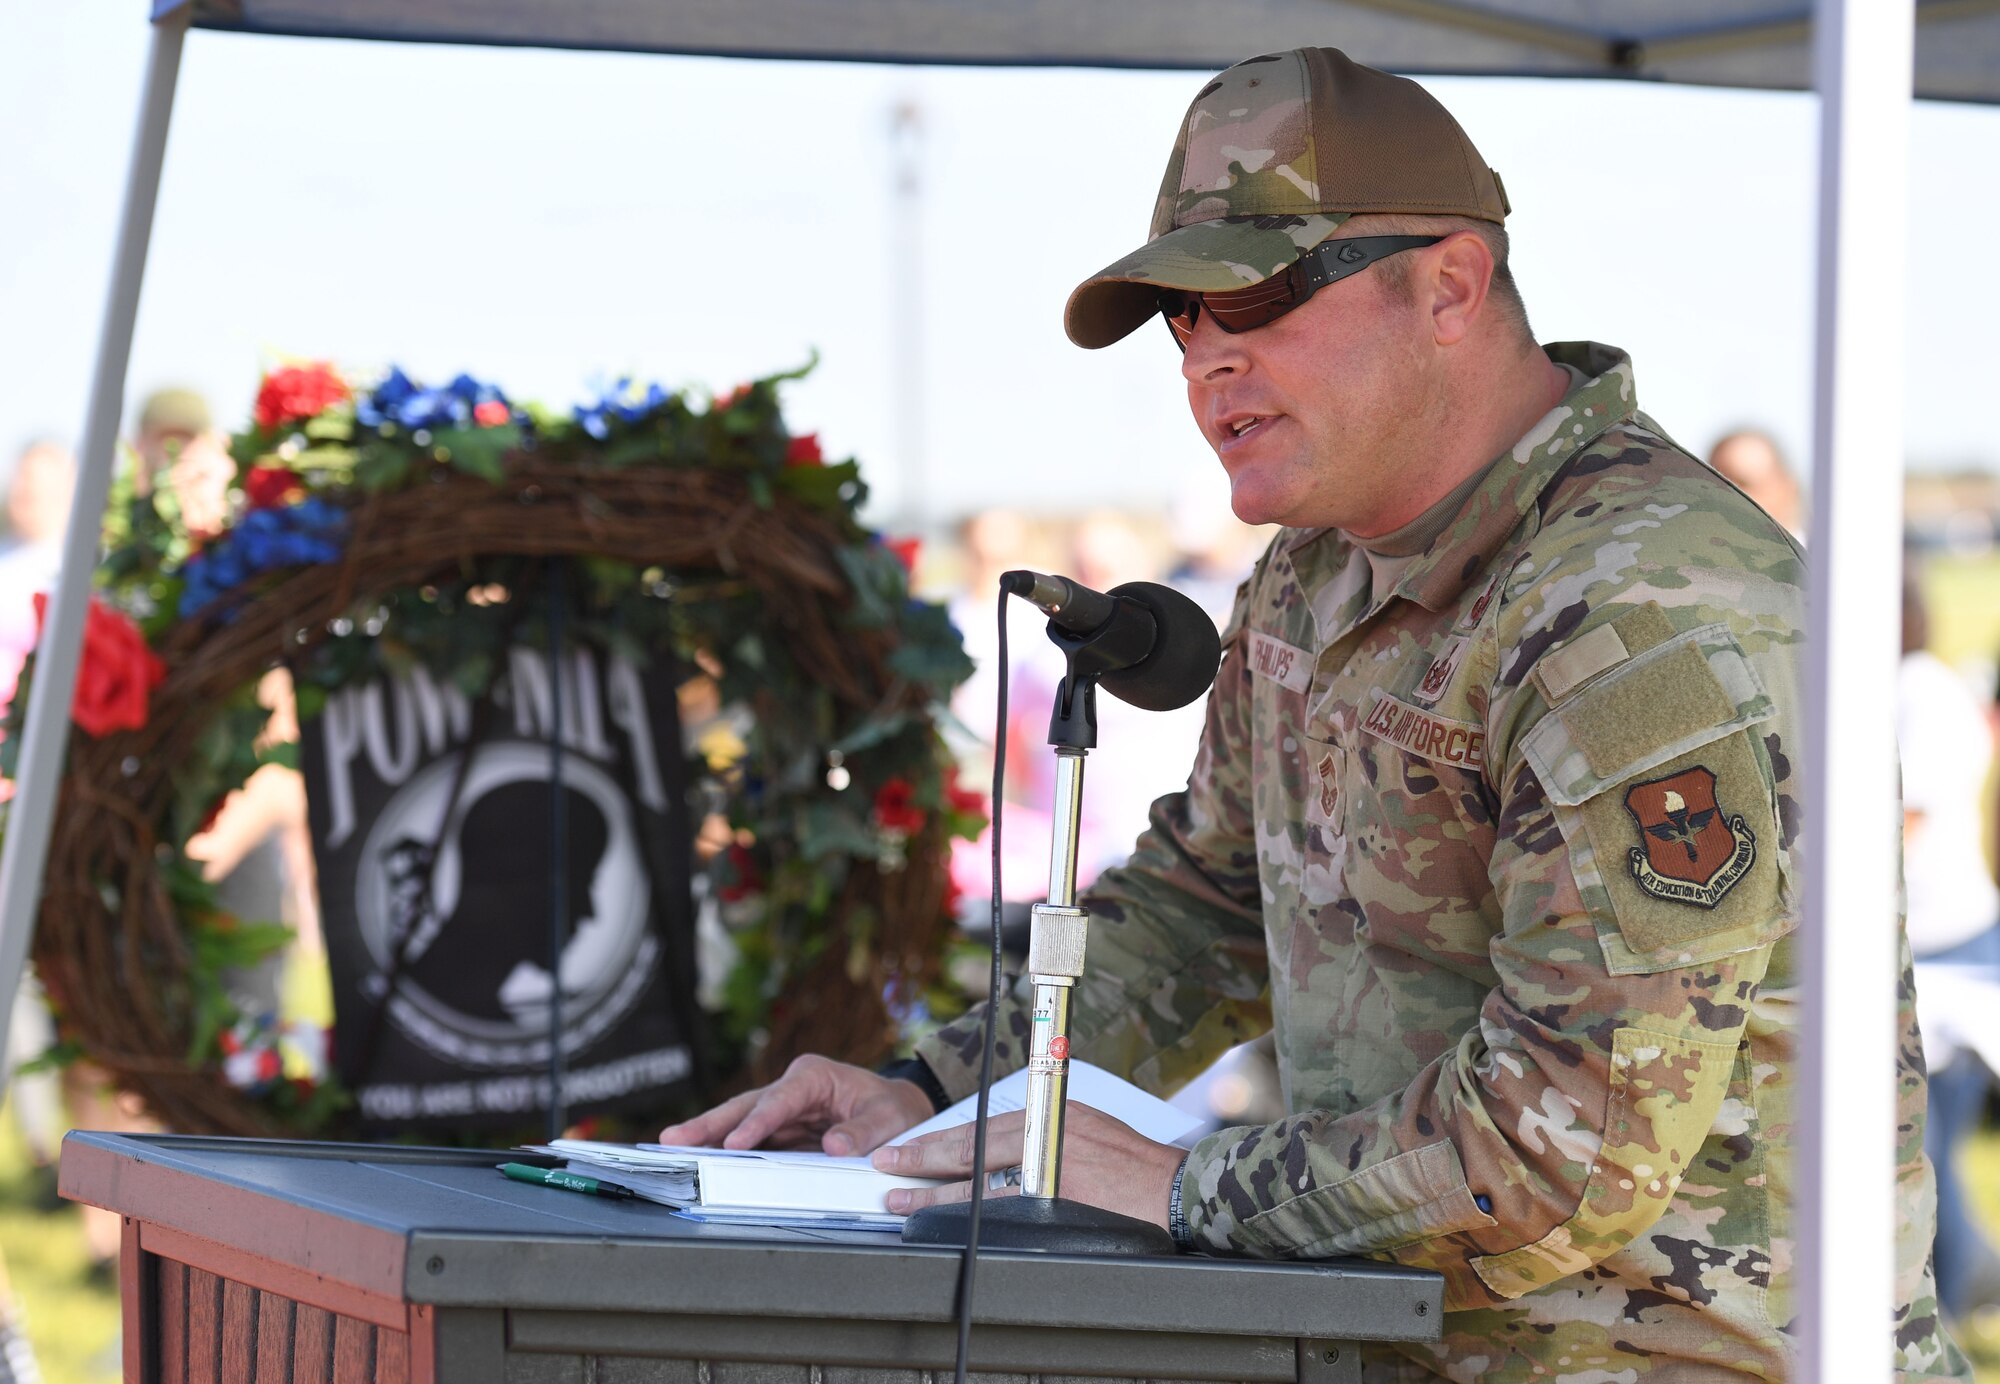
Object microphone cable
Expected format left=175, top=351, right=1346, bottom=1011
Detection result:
left=948, top=578, right=1010, bottom=1384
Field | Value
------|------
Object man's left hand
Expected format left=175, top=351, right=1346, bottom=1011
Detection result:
left=870, top=1101, right=1186, bottom=1227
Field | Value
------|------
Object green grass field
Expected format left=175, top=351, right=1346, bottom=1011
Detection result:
left=1923, top=553, right=2000, bottom=677
left=0, top=1103, right=120, bottom=1384
left=0, top=946, right=335, bottom=1380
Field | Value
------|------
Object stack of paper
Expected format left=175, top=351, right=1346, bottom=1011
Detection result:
left=534, top=1144, right=935, bottom=1230
left=536, top=1060, right=1205, bottom=1231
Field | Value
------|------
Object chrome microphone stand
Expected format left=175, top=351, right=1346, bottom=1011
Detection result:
left=904, top=578, right=1201, bottom=1255
left=1019, top=742, right=1087, bottom=1201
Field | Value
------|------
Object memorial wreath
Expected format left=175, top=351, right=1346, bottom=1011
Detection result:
left=2, top=361, right=983, bottom=1137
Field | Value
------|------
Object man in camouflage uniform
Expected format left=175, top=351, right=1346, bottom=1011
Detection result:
left=663, top=48, right=1962, bottom=1381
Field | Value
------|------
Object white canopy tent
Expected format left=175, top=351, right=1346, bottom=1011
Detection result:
left=156, top=0, right=2000, bottom=98
left=0, top=1, right=1969, bottom=1375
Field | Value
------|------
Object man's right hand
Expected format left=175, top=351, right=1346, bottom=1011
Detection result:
left=656, top=1054, right=936, bottom=1156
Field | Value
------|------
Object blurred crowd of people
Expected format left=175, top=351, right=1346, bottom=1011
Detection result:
left=938, top=501, right=1270, bottom=903
left=1900, top=572, right=2000, bottom=1324
left=1707, top=427, right=2000, bottom=1332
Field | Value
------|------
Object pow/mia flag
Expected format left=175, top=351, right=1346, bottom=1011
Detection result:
left=303, top=645, right=699, bottom=1132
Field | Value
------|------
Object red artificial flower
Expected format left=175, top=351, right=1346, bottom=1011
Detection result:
left=872, top=777, right=926, bottom=835
left=943, top=765, right=985, bottom=818
left=714, top=384, right=751, bottom=412
left=718, top=842, right=761, bottom=903
left=473, top=399, right=511, bottom=427
left=885, top=536, right=921, bottom=574
left=32, top=594, right=167, bottom=738
left=941, top=872, right=964, bottom=920
left=784, top=434, right=824, bottom=468
left=244, top=466, right=303, bottom=511
left=252, top=363, right=348, bottom=431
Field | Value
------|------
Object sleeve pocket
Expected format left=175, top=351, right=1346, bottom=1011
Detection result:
left=1518, top=624, right=1793, bottom=974
left=1470, top=1026, right=1738, bottom=1300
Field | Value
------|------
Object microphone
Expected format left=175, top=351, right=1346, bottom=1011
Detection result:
left=1000, top=569, right=1221, bottom=712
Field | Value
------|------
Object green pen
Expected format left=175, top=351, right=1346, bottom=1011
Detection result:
left=498, top=1162, right=639, bottom=1201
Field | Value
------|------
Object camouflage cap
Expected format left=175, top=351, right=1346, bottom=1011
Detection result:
left=1065, top=48, right=1511, bottom=349
left=136, top=386, right=212, bottom=437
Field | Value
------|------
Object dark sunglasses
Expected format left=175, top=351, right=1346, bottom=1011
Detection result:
left=1159, top=234, right=1445, bottom=350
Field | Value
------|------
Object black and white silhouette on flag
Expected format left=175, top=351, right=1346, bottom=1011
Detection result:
left=303, top=643, right=699, bottom=1131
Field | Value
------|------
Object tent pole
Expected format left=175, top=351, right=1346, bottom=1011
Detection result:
left=0, top=8, right=189, bottom=1100
left=1800, top=0, right=1912, bottom=1377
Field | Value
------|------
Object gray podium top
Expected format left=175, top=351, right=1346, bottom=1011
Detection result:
left=61, top=1130, right=1442, bottom=1347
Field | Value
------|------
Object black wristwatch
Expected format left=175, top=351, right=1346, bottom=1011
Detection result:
left=1167, top=1153, right=1194, bottom=1250
left=877, top=1056, right=952, bottom=1115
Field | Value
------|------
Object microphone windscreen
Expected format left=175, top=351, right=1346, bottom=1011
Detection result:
left=1097, top=582, right=1222, bottom=712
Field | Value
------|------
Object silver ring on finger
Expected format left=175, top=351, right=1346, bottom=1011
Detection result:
left=987, top=1166, right=1023, bottom=1192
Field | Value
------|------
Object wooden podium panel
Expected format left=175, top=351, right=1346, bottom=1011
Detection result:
left=61, top=1132, right=1442, bottom=1384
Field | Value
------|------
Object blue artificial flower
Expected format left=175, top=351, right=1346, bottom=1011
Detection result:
left=445, top=373, right=506, bottom=409
left=355, top=366, right=416, bottom=427
left=357, top=366, right=509, bottom=432
left=176, top=498, right=351, bottom=619
left=623, top=383, right=671, bottom=420
left=571, top=378, right=674, bottom=438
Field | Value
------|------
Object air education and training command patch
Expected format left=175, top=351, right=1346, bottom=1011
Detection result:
left=1622, top=765, right=1757, bottom=909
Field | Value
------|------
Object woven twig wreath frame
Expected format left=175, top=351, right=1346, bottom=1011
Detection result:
left=35, top=461, right=951, bottom=1135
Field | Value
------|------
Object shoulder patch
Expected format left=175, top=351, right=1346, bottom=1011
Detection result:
left=1248, top=629, right=1312, bottom=693
left=1577, top=736, right=1779, bottom=961
left=1622, top=765, right=1758, bottom=913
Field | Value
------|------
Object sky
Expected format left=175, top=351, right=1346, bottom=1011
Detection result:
left=3, top=6, right=1999, bottom=536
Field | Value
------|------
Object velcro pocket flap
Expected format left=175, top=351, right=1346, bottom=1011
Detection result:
left=1520, top=622, right=1773, bottom=808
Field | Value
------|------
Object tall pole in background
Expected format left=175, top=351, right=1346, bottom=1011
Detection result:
left=1798, top=0, right=1912, bottom=1377
left=888, top=95, right=927, bottom=535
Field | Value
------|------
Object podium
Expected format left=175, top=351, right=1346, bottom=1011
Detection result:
left=60, top=1131, right=1443, bottom=1383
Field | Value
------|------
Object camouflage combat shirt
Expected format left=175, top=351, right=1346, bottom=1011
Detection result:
left=918, top=342, right=1967, bottom=1381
